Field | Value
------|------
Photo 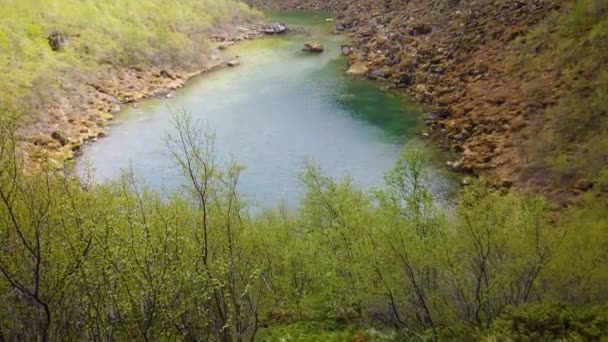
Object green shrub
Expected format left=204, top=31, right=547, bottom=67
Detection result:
left=493, top=303, right=608, bottom=341
left=0, top=111, right=606, bottom=340
left=529, top=0, right=608, bottom=181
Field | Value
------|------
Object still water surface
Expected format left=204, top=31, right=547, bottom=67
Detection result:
left=80, top=12, right=445, bottom=208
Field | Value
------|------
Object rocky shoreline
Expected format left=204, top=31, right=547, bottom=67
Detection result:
left=252, top=0, right=573, bottom=200
left=22, top=24, right=266, bottom=169
left=23, top=2, right=583, bottom=201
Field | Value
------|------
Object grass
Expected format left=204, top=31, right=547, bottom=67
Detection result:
left=522, top=0, right=608, bottom=185
left=0, top=0, right=256, bottom=105
left=256, top=320, right=399, bottom=341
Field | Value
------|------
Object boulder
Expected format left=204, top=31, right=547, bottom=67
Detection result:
left=48, top=32, right=69, bottom=51
left=227, top=60, right=240, bottom=67
left=407, top=23, right=432, bottom=36
left=369, top=69, right=385, bottom=79
left=376, top=36, right=388, bottom=45
left=396, top=73, right=413, bottom=86
left=261, top=23, right=288, bottom=35
left=431, top=66, right=445, bottom=74
left=341, top=45, right=353, bottom=56
left=51, top=131, right=69, bottom=146
left=303, top=41, right=324, bottom=53
left=346, top=62, right=369, bottom=77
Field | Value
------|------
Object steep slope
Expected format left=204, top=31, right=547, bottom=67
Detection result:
left=0, top=0, right=258, bottom=167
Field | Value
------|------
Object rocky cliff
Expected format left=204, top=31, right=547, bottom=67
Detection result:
left=254, top=0, right=588, bottom=201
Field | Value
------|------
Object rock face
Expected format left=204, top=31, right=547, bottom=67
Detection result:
left=48, top=32, right=69, bottom=51
left=346, top=62, right=368, bottom=77
left=303, top=41, right=324, bottom=53
left=252, top=0, right=566, bottom=196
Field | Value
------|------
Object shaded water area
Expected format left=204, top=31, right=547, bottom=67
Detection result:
left=80, top=12, right=453, bottom=208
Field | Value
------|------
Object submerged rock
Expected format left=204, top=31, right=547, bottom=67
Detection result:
left=303, top=41, right=324, bottom=53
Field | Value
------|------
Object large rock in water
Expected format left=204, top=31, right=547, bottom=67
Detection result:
left=346, top=62, right=369, bottom=77
left=261, top=22, right=288, bottom=34
left=303, top=41, right=324, bottom=53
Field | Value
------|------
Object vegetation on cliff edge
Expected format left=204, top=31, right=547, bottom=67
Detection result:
left=520, top=0, right=608, bottom=189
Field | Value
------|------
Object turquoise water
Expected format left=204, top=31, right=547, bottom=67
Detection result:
left=79, top=12, right=448, bottom=208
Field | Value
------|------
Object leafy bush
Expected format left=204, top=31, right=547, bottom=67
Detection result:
left=493, top=303, right=608, bottom=341
left=0, top=111, right=606, bottom=340
left=526, top=0, right=608, bottom=183
left=256, top=321, right=364, bottom=341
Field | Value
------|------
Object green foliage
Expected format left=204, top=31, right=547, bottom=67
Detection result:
left=256, top=321, right=364, bottom=341
left=0, top=0, right=256, bottom=102
left=493, top=303, right=608, bottom=341
left=547, top=191, right=608, bottom=303
left=0, top=111, right=606, bottom=340
left=523, top=0, right=608, bottom=182
left=567, top=0, right=608, bottom=34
